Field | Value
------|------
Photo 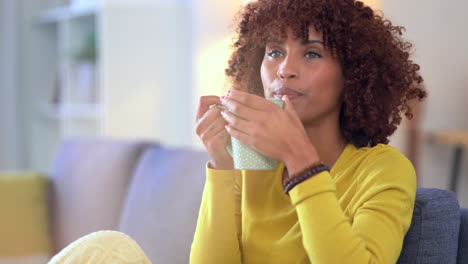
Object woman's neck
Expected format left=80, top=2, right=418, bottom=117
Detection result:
left=303, top=119, right=348, bottom=168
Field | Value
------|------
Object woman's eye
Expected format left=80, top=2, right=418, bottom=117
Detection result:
left=267, top=50, right=284, bottom=58
left=305, top=51, right=322, bottom=59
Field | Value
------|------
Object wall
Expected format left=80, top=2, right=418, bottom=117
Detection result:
left=190, top=0, right=243, bottom=149
left=101, top=2, right=193, bottom=147
left=17, top=0, right=61, bottom=171
left=0, top=0, right=20, bottom=170
left=381, top=0, right=468, bottom=206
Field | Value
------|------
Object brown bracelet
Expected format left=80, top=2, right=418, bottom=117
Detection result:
left=283, top=163, right=330, bottom=195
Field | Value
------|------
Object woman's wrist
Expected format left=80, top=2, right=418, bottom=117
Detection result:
left=283, top=162, right=330, bottom=194
left=283, top=141, right=320, bottom=178
left=208, top=160, right=234, bottom=170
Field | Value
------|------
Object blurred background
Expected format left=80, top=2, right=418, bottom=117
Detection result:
left=0, top=0, right=467, bottom=206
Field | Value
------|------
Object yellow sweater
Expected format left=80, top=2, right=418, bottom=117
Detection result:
left=190, top=143, right=416, bottom=264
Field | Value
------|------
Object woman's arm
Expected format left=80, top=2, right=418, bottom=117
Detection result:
left=289, top=153, right=416, bottom=264
left=190, top=165, right=243, bottom=264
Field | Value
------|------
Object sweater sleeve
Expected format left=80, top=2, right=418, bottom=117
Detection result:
left=289, top=153, right=416, bottom=264
left=190, top=163, right=243, bottom=264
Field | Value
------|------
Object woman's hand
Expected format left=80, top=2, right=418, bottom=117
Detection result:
left=195, top=96, right=234, bottom=170
left=221, top=90, right=319, bottom=175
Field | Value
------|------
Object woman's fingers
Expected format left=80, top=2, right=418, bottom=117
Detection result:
left=220, top=110, right=252, bottom=134
left=196, top=96, right=221, bottom=123
left=194, top=96, right=236, bottom=170
left=195, top=105, right=224, bottom=136
left=224, top=90, right=272, bottom=110
left=224, top=124, right=254, bottom=148
left=220, top=95, right=276, bottom=122
left=199, top=116, right=229, bottom=142
left=222, top=109, right=270, bottom=154
left=282, top=95, right=302, bottom=124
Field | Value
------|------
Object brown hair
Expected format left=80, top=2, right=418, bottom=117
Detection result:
left=225, top=0, right=427, bottom=147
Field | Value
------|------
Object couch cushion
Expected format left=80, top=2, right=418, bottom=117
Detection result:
left=458, top=207, right=468, bottom=264
left=118, top=147, right=209, bottom=264
left=0, top=173, right=51, bottom=259
left=50, top=137, right=153, bottom=253
left=397, top=188, right=460, bottom=264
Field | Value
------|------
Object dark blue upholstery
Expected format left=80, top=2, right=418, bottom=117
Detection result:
left=397, top=188, right=464, bottom=264
left=458, top=208, right=468, bottom=264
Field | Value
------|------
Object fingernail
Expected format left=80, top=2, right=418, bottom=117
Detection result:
left=225, top=124, right=230, bottom=130
left=227, top=90, right=232, bottom=96
left=221, top=96, right=225, bottom=100
left=221, top=110, right=227, bottom=117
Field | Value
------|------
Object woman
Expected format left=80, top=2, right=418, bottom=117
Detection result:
left=50, top=0, right=426, bottom=263
left=191, top=0, right=426, bottom=263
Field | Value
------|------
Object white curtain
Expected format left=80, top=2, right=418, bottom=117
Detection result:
left=0, top=0, right=20, bottom=169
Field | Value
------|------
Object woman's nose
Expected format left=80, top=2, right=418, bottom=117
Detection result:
left=277, top=58, right=299, bottom=80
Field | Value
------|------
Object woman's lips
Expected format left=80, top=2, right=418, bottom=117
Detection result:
left=273, top=88, right=304, bottom=99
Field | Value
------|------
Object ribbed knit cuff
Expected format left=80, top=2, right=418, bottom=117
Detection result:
left=289, top=171, right=336, bottom=207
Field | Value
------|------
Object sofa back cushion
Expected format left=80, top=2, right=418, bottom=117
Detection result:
left=50, top=137, right=152, bottom=253
left=397, top=188, right=460, bottom=264
left=118, top=147, right=209, bottom=264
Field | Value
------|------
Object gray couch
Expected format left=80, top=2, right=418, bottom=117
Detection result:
left=49, top=138, right=467, bottom=263
left=397, top=189, right=467, bottom=264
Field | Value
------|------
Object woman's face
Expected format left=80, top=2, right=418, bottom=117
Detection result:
left=260, top=26, right=344, bottom=127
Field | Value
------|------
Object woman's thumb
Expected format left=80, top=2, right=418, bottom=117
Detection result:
left=282, top=95, right=301, bottom=121
left=282, top=95, right=294, bottom=112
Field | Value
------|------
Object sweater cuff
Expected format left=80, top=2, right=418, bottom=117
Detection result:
left=289, top=171, right=336, bottom=207
left=205, top=162, right=238, bottom=183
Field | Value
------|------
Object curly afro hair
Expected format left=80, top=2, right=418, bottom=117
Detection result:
left=225, top=0, right=427, bottom=148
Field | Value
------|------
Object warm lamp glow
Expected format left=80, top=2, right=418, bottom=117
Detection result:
left=192, top=36, right=234, bottom=148
left=361, top=0, right=381, bottom=9
left=197, top=36, right=233, bottom=97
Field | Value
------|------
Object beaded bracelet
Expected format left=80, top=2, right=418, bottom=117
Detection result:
left=283, top=163, right=330, bottom=195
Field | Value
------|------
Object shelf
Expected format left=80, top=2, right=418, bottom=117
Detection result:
left=28, top=3, right=187, bottom=172
left=40, top=103, right=102, bottom=121
left=37, top=5, right=97, bottom=24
